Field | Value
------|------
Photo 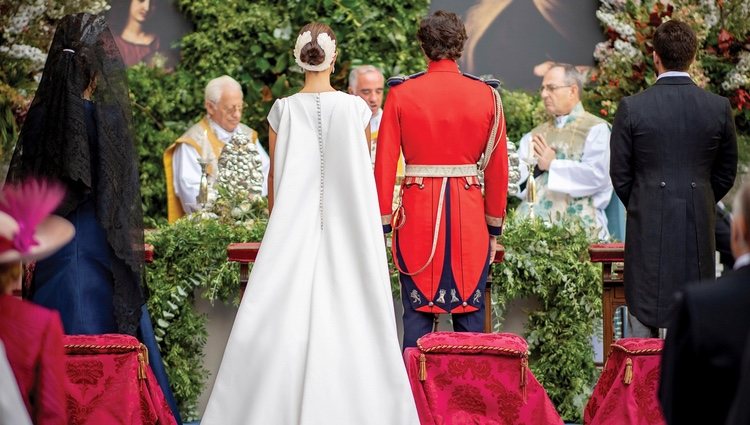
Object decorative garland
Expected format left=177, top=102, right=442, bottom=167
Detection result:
left=144, top=204, right=600, bottom=422
left=490, top=213, right=601, bottom=422
left=144, top=203, right=268, bottom=421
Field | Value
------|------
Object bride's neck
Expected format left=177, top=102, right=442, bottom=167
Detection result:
left=300, top=70, right=335, bottom=93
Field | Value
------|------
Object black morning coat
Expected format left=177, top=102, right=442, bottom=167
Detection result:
left=610, top=76, right=737, bottom=328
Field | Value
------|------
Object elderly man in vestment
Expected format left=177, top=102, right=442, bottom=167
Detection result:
left=164, top=75, right=270, bottom=223
left=516, top=63, right=614, bottom=239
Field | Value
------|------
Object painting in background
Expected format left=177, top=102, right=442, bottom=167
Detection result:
left=430, top=0, right=604, bottom=91
left=106, top=0, right=192, bottom=69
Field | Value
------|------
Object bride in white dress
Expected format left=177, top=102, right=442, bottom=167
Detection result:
left=201, top=23, right=419, bottom=425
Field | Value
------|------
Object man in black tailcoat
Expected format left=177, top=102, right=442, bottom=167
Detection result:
left=610, top=20, right=737, bottom=337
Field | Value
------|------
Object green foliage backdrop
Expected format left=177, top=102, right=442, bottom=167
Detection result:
left=130, top=0, right=428, bottom=225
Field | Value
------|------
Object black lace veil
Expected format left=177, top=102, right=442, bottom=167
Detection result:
left=7, top=13, right=144, bottom=336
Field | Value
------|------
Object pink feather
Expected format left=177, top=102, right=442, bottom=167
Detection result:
left=0, top=179, right=66, bottom=253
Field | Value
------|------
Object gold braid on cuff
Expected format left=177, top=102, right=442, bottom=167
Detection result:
left=485, top=214, right=504, bottom=228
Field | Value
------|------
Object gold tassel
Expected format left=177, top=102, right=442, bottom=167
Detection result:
left=140, top=344, right=149, bottom=365
left=137, top=352, right=147, bottom=380
left=623, top=358, right=633, bottom=385
left=137, top=344, right=149, bottom=380
left=419, top=354, right=427, bottom=381
left=520, top=357, right=528, bottom=403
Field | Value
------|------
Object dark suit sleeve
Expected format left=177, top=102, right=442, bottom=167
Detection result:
left=610, top=98, right=633, bottom=208
left=726, top=330, right=750, bottom=425
left=711, top=99, right=737, bottom=202
left=659, top=292, right=702, bottom=425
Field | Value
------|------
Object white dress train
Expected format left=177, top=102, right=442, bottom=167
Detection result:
left=201, top=91, right=419, bottom=425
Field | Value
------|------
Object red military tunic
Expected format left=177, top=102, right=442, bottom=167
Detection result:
left=374, top=59, right=508, bottom=314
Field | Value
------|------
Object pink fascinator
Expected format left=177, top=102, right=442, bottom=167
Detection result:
left=0, top=179, right=75, bottom=263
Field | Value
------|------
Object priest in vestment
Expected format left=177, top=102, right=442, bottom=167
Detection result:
left=516, top=63, right=614, bottom=239
left=164, top=75, right=270, bottom=223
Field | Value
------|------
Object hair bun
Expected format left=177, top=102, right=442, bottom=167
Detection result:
left=293, top=26, right=336, bottom=72
left=300, top=42, right=325, bottom=66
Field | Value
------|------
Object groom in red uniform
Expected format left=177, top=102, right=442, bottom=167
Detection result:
left=375, top=10, right=508, bottom=348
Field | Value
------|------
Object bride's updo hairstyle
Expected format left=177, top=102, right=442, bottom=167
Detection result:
left=294, top=22, right=337, bottom=72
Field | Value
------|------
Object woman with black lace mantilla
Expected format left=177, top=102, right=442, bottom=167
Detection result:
left=6, top=13, right=181, bottom=423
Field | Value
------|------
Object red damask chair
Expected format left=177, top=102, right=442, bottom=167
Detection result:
left=63, top=334, right=176, bottom=425
left=404, top=331, right=563, bottom=425
left=584, top=338, right=665, bottom=425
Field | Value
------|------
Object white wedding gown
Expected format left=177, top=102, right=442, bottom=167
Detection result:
left=201, top=91, right=419, bottom=425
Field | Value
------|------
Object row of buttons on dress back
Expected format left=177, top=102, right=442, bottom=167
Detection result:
left=316, top=94, right=324, bottom=230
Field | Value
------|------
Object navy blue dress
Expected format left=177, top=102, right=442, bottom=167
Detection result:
left=32, top=100, right=182, bottom=423
left=33, top=100, right=117, bottom=334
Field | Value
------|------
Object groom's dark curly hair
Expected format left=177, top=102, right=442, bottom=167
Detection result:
left=417, top=10, right=467, bottom=61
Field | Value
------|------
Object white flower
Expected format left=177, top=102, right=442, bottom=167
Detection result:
left=46, top=0, right=110, bottom=19
left=700, top=0, right=720, bottom=29
left=601, top=0, right=630, bottom=12
left=5, top=0, right=46, bottom=40
left=593, top=41, right=614, bottom=62
left=0, top=44, right=47, bottom=69
left=596, top=10, right=636, bottom=42
left=722, top=52, right=750, bottom=91
left=613, top=39, right=642, bottom=60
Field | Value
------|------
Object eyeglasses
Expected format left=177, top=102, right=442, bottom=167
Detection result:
left=211, top=102, right=244, bottom=115
left=539, top=84, right=573, bottom=94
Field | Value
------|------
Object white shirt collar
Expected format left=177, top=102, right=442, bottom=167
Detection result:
left=370, top=108, right=383, bottom=132
left=208, top=117, right=235, bottom=143
left=656, top=71, right=691, bottom=81
left=734, top=252, right=750, bottom=270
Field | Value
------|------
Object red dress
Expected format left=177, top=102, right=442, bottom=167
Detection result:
left=374, top=59, right=508, bottom=314
left=0, top=295, right=67, bottom=424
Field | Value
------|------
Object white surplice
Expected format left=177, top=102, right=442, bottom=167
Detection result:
left=516, top=116, right=613, bottom=235
left=172, top=119, right=271, bottom=213
left=201, top=91, right=419, bottom=425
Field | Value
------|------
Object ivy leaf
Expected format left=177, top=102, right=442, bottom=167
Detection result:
left=255, top=57, right=271, bottom=72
